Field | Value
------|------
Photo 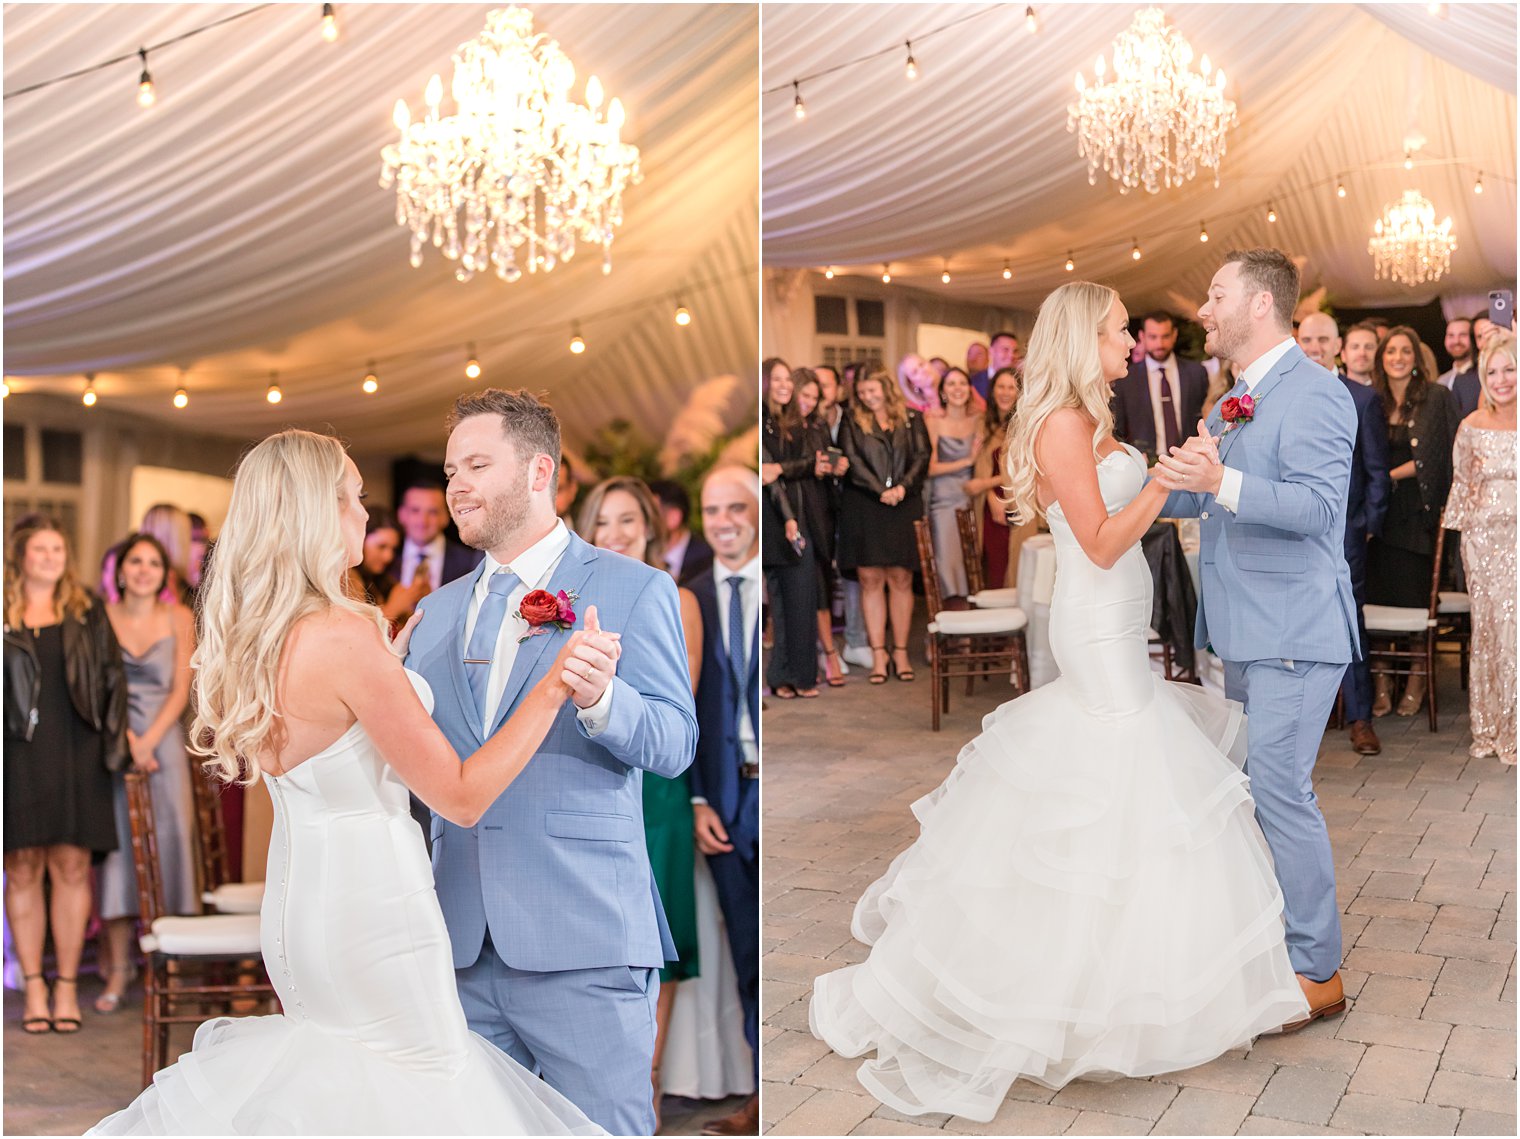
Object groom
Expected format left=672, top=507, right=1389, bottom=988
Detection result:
left=406, top=388, right=698, bottom=1135
left=1154, top=248, right=1358, bottom=1029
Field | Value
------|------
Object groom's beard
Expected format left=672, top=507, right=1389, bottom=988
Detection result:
left=453, top=467, right=531, bottom=552
left=1206, top=307, right=1252, bottom=367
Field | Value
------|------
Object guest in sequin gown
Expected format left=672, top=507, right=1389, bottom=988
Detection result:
left=1442, top=332, right=1517, bottom=764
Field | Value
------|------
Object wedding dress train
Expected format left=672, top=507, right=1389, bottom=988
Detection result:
left=810, top=444, right=1309, bottom=1122
left=90, top=673, right=603, bottom=1136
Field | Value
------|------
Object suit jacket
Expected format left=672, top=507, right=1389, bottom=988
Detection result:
left=1339, top=374, right=1391, bottom=541
left=1112, top=357, right=1210, bottom=453
left=969, top=368, right=994, bottom=402
left=686, top=569, right=759, bottom=846
left=1163, top=345, right=1360, bottom=664
left=671, top=534, right=713, bottom=587
left=406, top=531, right=698, bottom=973
left=1451, top=370, right=1483, bottom=419
left=441, top=539, right=485, bottom=586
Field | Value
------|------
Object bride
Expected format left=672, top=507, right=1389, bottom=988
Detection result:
left=809, top=282, right=1310, bottom=1122
left=90, top=429, right=612, bottom=1135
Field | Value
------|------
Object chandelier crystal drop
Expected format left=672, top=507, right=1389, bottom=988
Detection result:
left=1368, top=190, right=1456, bottom=287
left=1067, top=7, right=1237, bottom=195
left=380, top=7, right=641, bottom=283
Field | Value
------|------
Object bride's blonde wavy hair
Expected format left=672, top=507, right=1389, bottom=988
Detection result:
left=1003, top=281, right=1119, bottom=525
left=191, top=429, right=384, bottom=785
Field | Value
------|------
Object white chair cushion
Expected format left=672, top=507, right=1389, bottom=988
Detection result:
left=969, top=588, right=1021, bottom=609
left=929, top=607, right=1028, bottom=635
left=1363, top=604, right=1432, bottom=634
left=1438, top=591, right=1471, bottom=614
left=142, top=913, right=263, bottom=956
left=203, top=882, right=265, bottom=915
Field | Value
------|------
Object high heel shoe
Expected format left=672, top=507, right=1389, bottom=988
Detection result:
left=823, top=649, right=847, bottom=687
left=94, top=966, right=134, bottom=1014
left=892, top=646, right=915, bottom=683
left=21, top=973, right=51, bottom=1034
left=868, top=645, right=889, bottom=685
left=51, top=976, right=82, bottom=1034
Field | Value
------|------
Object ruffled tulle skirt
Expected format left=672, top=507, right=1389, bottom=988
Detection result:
left=809, top=674, right=1309, bottom=1123
left=87, top=1014, right=606, bottom=1135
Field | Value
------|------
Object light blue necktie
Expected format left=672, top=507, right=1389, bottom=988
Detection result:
left=466, top=570, right=520, bottom=720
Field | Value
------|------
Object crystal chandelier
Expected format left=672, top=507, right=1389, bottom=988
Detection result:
left=1067, top=7, right=1237, bottom=194
left=1368, top=190, right=1456, bottom=287
left=380, top=7, right=641, bottom=283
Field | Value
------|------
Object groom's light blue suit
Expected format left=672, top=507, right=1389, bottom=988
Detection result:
left=1163, top=342, right=1358, bottom=983
left=406, top=530, right=697, bottom=1135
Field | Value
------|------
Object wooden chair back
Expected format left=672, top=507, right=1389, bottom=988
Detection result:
left=955, top=507, right=985, bottom=594
left=188, top=763, right=234, bottom=896
left=914, top=519, right=945, bottom=617
left=123, top=771, right=165, bottom=929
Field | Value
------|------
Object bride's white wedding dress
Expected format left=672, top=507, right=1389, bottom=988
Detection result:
left=90, top=673, right=603, bottom=1136
left=810, top=444, right=1310, bottom=1123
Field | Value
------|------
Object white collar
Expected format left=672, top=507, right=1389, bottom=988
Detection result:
left=1239, top=337, right=1297, bottom=393
left=1146, top=353, right=1175, bottom=371
left=713, top=554, right=760, bottom=588
left=406, top=533, right=446, bottom=555
left=476, top=520, right=569, bottom=594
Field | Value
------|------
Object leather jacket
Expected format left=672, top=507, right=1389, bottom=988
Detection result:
left=840, top=408, right=931, bottom=498
left=4, top=598, right=129, bottom=771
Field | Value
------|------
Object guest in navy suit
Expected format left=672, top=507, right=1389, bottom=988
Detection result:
left=1111, top=311, right=1209, bottom=457
left=688, top=465, right=761, bottom=1137
left=1298, top=313, right=1391, bottom=754
left=969, top=331, right=1020, bottom=403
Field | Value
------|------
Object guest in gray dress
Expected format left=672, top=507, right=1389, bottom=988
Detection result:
left=925, top=368, right=984, bottom=601
left=97, top=533, right=199, bottom=1013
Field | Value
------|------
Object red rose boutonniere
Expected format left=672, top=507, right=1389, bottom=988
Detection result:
left=517, top=588, right=578, bottom=643
left=1219, top=393, right=1257, bottom=436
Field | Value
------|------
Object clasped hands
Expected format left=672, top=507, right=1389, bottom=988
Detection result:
left=1151, top=419, right=1225, bottom=496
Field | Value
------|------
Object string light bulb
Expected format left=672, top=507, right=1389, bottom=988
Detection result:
left=904, top=42, right=919, bottom=81
left=136, top=47, right=155, bottom=107
left=881, top=265, right=892, bottom=284
left=793, top=81, right=806, bottom=121
left=1266, top=202, right=1277, bottom=223
left=266, top=373, right=282, bottom=404
left=674, top=302, right=692, bottom=327
left=2, top=379, right=9, bottom=399
left=941, top=265, right=952, bottom=285
left=362, top=362, right=379, bottom=394
left=1131, top=238, right=1142, bottom=261
left=569, top=325, right=586, bottom=355
left=1025, top=6, right=1039, bottom=33
left=1065, top=252, right=1075, bottom=272
left=824, top=266, right=835, bottom=279
left=464, top=346, right=481, bottom=379
left=1337, top=177, right=1347, bottom=199
left=173, top=388, right=189, bottom=409
left=1199, top=221, right=1210, bottom=243
left=320, top=3, right=339, bottom=42
left=82, top=375, right=97, bottom=407
left=1002, top=260, right=1012, bottom=280
left=1474, top=171, right=1484, bottom=195
left=1403, top=150, right=1414, bottom=171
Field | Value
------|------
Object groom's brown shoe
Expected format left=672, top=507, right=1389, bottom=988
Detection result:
left=701, top=1094, right=758, bottom=1136
left=1282, top=971, right=1346, bottom=1033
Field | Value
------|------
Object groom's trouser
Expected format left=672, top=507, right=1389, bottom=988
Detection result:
left=457, top=934, right=659, bottom=1135
left=706, top=776, right=759, bottom=1073
left=1339, top=534, right=1373, bottom=722
left=1225, top=657, right=1344, bottom=982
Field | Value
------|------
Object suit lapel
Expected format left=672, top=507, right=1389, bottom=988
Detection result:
left=446, top=561, right=490, bottom=748
left=488, top=535, right=599, bottom=735
left=1218, top=349, right=1295, bottom=465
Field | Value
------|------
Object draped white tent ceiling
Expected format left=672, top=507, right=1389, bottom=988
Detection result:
left=762, top=3, right=1517, bottom=316
left=4, top=4, right=759, bottom=454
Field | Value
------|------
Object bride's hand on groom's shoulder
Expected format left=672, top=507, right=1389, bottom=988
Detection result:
left=388, top=609, right=423, bottom=660
left=551, top=605, right=622, bottom=707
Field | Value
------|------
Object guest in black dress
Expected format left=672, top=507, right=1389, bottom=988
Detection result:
left=763, top=364, right=820, bottom=698
left=1366, top=326, right=1461, bottom=716
left=795, top=371, right=849, bottom=686
left=837, top=369, right=931, bottom=685
left=3, top=515, right=128, bottom=1036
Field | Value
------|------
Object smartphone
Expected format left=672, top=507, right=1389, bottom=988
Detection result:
left=1490, top=289, right=1514, bottom=330
left=825, top=446, right=843, bottom=463
left=788, top=532, right=807, bottom=556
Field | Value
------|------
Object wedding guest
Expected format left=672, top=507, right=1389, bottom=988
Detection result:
left=814, top=366, right=846, bottom=443
left=963, top=368, right=1031, bottom=589
left=577, top=475, right=703, bottom=1126
left=186, top=512, right=211, bottom=597
left=1473, top=314, right=1499, bottom=352
left=1443, top=332, right=1517, bottom=764
left=555, top=455, right=580, bottom=524
left=796, top=372, right=847, bottom=686
left=95, top=533, right=198, bottom=1013
left=688, top=467, right=760, bottom=1137
left=140, top=503, right=194, bottom=604
left=762, top=366, right=819, bottom=698
left=649, top=479, right=714, bottom=587
left=1438, top=316, right=1479, bottom=403
left=1111, top=311, right=1208, bottom=459
left=925, top=368, right=982, bottom=600
left=395, top=479, right=482, bottom=598
left=3, top=515, right=127, bottom=1035
left=928, top=356, right=950, bottom=380
left=349, top=505, right=427, bottom=626
left=1342, top=320, right=1381, bottom=386
left=970, top=332, right=1019, bottom=402
left=1298, top=313, right=1391, bottom=754
left=819, top=365, right=873, bottom=673
left=837, top=369, right=929, bottom=684
left=965, top=341, right=990, bottom=382
left=896, top=354, right=942, bottom=417
left=1366, top=326, right=1462, bottom=716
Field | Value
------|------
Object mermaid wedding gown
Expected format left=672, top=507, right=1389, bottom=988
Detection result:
left=90, top=673, right=603, bottom=1135
left=810, top=444, right=1310, bottom=1122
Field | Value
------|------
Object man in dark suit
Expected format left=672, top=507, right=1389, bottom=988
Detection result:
left=649, top=479, right=714, bottom=586
left=970, top=331, right=1020, bottom=402
left=396, top=479, right=483, bottom=596
left=1298, top=313, right=1390, bottom=755
left=1111, top=311, right=1209, bottom=456
left=1438, top=317, right=1483, bottom=417
left=689, top=465, right=760, bottom=1137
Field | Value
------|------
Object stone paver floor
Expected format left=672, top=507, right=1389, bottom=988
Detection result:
left=762, top=645, right=1515, bottom=1136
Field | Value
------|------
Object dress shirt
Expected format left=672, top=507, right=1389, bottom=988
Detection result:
left=399, top=534, right=446, bottom=592
left=1215, top=337, right=1296, bottom=513
left=1147, top=354, right=1184, bottom=449
left=663, top=532, right=690, bottom=579
left=1437, top=363, right=1472, bottom=391
left=462, top=520, right=612, bottom=736
left=712, top=555, right=760, bottom=771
